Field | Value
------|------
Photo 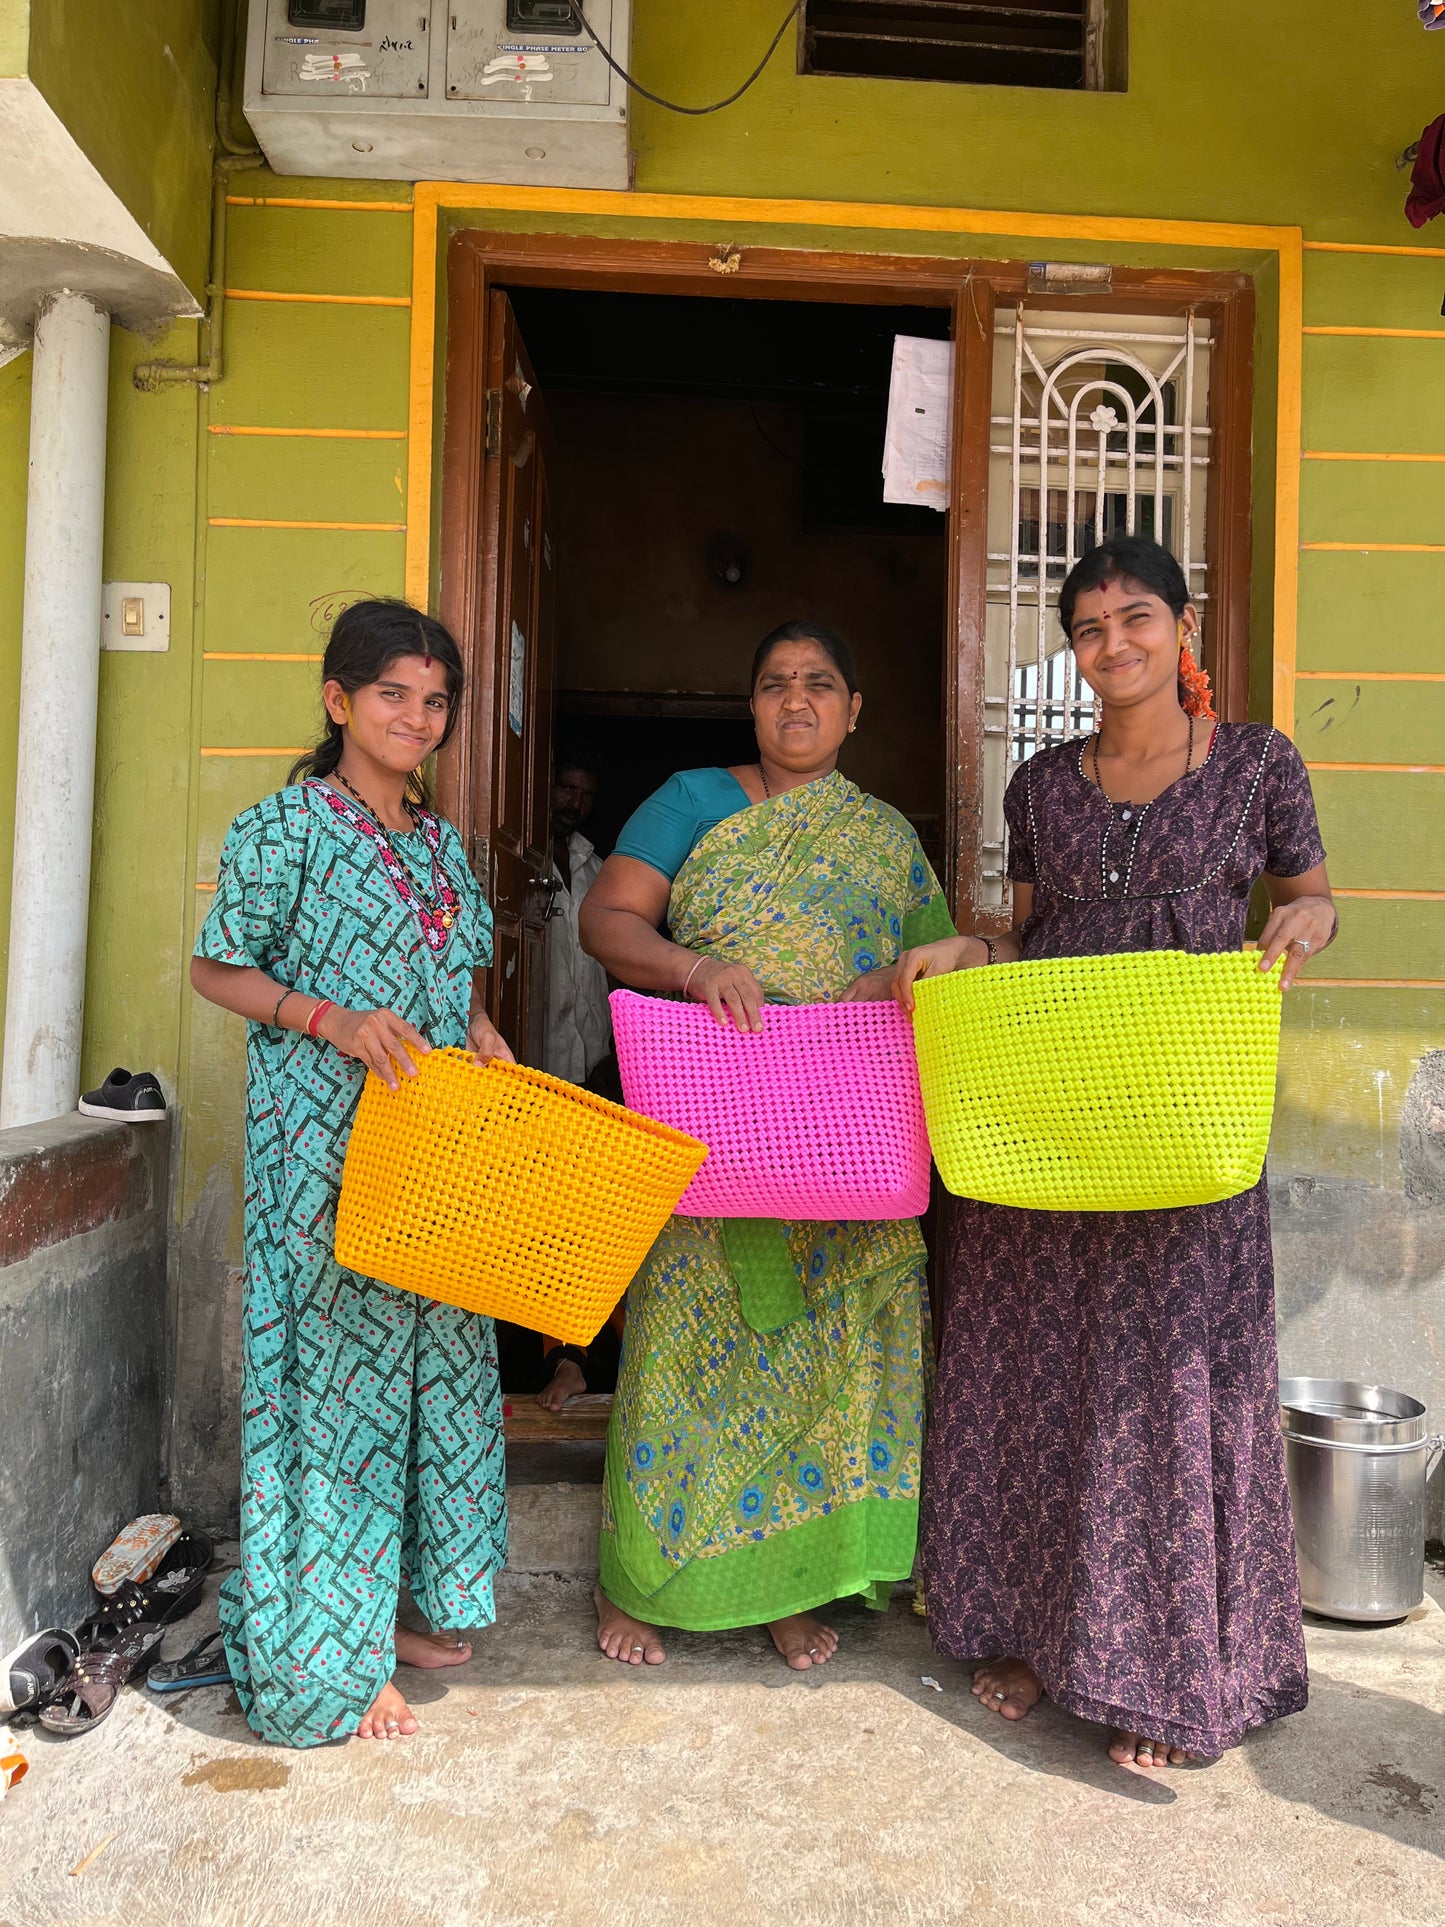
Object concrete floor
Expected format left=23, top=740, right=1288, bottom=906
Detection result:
left=1, top=1487, right=1442, bottom=1927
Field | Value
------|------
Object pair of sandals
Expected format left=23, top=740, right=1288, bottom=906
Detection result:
left=7, top=1532, right=217, bottom=1737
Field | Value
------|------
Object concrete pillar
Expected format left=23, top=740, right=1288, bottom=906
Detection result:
left=1, top=292, right=110, bottom=1129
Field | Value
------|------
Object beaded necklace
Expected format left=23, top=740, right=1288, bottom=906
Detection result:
left=308, top=778, right=461, bottom=952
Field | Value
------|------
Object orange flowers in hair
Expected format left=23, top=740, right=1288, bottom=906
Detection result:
left=1177, top=639, right=1217, bottom=720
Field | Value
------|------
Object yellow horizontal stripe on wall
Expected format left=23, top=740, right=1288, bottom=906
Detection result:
left=1306, top=760, right=1445, bottom=772
left=1304, top=240, right=1445, bottom=257
left=226, top=196, right=412, bottom=212
left=226, top=289, right=410, bottom=308
left=1301, top=542, right=1445, bottom=553
left=1297, top=671, right=1445, bottom=681
left=1303, top=324, right=1445, bottom=339
left=1303, top=451, right=1445, bottom=463
left=196, top=881, right=217, bottom=893
left=201, top=747, right=308, bottom=756
left=209, top=426, right=406, bottom=439
left=204, top=652, right=325, bottom=662
left=208, top=517, right=406, bottom=531
left=1305, top=978, right=1445, bottom=988
left=1334, top=888, right=1445, bottom=900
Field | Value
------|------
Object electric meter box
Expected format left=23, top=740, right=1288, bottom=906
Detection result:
left=243, top=1, right=632, bottom=188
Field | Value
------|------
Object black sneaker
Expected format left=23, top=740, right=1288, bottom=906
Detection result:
left=78, top=1068, right=167, bottom=1123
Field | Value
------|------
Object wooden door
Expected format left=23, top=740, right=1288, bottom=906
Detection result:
left=472, top=290, right=557, bottom=1064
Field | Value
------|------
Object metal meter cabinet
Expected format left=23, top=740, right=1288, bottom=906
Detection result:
left=243, top=0, right=632, bottom=187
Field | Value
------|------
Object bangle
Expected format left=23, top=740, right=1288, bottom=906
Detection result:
left=271, top=988, right=298, bottom=1028
left=680, top=956, right=705, bottom=1000
left=982, top=938, right=998, bottom=966
left=306, top=998, right=335, bottom=1039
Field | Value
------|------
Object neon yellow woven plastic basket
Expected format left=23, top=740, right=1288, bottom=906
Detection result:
left=912, top=950, right=1284, bottom=1212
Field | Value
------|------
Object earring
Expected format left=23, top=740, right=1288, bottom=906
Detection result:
left=847, top=724, right=856, bottom=734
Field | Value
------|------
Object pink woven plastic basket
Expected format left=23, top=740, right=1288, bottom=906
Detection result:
left=610, top=989, right=931, bottom=1219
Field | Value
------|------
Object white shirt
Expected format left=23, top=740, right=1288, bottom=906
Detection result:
left=544, top=832, right=612, bottom=1083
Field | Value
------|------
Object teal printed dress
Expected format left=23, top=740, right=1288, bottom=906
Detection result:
left=196, top=780, right=508, bottom=1748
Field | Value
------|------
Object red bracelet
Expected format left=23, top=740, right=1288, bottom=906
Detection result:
left=306, top=998, right=335, bottom=1039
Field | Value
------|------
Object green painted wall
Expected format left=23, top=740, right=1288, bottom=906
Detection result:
left=630, top=0, right=1436, bottom=238
left=0, top=1, right=29, bottom=75
left=25, top=0, right=217, bottom=298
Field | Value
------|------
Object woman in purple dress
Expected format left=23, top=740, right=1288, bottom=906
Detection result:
left=882, top=537, right=1337, bottom=1769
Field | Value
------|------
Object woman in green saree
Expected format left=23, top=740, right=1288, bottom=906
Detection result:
left=579, top=622, right=954, bottom=1668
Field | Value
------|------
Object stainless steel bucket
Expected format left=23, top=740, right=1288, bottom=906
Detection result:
left=1280, top=1377, right=1439, bottom=1623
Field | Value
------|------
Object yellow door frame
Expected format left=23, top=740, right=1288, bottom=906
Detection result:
left=404, top=183, right=1303, bottom=733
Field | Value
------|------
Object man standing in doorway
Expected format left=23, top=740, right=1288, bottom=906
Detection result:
left=544, top=749, right=613, bottom=1088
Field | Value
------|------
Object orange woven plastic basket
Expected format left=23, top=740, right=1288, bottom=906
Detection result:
left=335, top=1049, right=707, bottom=1344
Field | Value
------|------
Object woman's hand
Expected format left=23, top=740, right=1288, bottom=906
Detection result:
left=317, top=1005, right=429, bottom=1091
left=467, top=1008, right=515, bottom=1066
left=839, top=937, right=991, bottom=1016
left=1257, top=894, right=1337, bottom=991
left=684, top=955, right=767, bottom=1033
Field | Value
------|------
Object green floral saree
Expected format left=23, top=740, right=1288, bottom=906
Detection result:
left=598, top=769, right=954, bottom=1629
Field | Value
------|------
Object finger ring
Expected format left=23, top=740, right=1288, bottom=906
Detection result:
left=1290, top=938, right=1310, bottom=953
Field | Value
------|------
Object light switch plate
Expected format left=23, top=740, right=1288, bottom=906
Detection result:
left=101, top=582, right=170, bottom=652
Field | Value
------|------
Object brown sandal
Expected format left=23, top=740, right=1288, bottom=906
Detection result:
left=38, top=1624, right=165, bottom=1737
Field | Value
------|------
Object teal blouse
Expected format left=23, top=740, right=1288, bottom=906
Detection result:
left=613, top=768, right=752, bottom=883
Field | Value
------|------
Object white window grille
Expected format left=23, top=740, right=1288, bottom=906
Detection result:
left=980, top=305, right=1213, bottom=908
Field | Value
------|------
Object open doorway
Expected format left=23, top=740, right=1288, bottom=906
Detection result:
left=508, top=286, right=950, bottom=871
left=485, top=284, right=951, bottom=1419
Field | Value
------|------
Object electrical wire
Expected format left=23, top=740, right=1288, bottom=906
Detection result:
left=564, top=1, right=802, bottom=115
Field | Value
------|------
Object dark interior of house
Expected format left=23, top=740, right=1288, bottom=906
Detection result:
left=503, top=286, right=952, bottom=866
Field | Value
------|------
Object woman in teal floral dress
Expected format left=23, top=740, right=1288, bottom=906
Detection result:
left=192, top=600, right=512, bottom=1748
left=579, top=623, right=954, bottom=1669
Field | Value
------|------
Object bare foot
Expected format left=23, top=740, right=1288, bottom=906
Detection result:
left=972, top=1657, right=1043, bottom=1721
left=538, top=1356, right=586, bottom=1413
left=356, top=1680, right=418, bottom=1740
left=1108, top=1731, right=1199, bottom=1769
left=394, top=1626, right=472, bottom=1669
left=594, top=1584, right=665, bottom=1665
left=767, top=1613, right=839, bottom=1670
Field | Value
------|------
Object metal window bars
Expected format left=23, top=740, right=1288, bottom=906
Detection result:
left=979, top=305, right=1213, bottom=906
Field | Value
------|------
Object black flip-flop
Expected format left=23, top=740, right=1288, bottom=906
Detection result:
left=98, top=1530, right=214, bottom=1638
left=1, top=1628, right=81, bottom=1718
left=148, top=1629, right=230, bottom=1693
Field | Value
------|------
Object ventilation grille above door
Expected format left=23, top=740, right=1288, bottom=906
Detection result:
left=801, top=1, right=1118, bottom=92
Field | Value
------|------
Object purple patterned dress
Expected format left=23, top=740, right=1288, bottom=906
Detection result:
left=922, top=723, right=1325, bottom=1757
